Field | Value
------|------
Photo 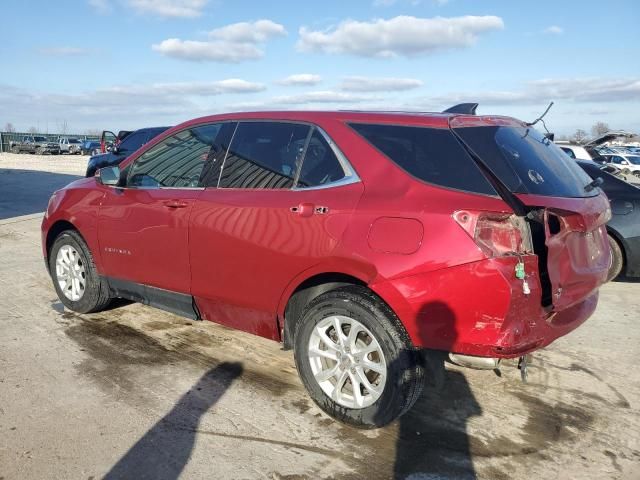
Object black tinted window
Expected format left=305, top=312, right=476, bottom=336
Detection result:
left=128, top=124, right=220, bottom=188
left=454, top=125, right=597, bottom=198
left=350, top=123, right=496, bottom=195
left=200, top=122, right=237, bottom=188
left=219, top=122, right=310, bottom=189
left=296, top=129, right=346, bottom=188
left=119, top=131, right=147, bottom=152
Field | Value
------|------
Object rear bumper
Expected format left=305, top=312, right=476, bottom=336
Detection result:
left=372, top=256, right=598, bottom=358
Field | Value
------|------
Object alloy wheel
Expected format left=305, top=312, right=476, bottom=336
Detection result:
left=55, top=245, right=86, bottom=301
left=308, top=315, right=387, bottom=409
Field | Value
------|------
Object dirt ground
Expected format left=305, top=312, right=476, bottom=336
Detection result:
left=1, top=153, right=639, bottom=479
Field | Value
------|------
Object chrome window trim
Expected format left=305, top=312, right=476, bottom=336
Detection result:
left=293, top=126, right=360, bottom=191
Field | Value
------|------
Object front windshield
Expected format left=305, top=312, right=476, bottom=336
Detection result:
left=626, top=156, right=640, bottom=165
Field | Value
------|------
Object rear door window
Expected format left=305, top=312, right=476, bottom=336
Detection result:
left=295, top=129, right=346, bottom=188
left=219, top=121, right=311, bottom=189
left=349, top=123, right=497, bottom=195
left=453, top=125, right=597, bottom=198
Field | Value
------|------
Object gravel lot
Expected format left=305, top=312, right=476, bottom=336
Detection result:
left=1, top=154, right=639, bottom=479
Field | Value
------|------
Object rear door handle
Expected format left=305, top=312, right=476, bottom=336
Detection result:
left=163, top=199, right=189, bottom=209
left=290, top=202, right=314, bottom=217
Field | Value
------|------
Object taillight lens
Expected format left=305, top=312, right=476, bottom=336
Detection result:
left=453, top=210, right=533, bottom=258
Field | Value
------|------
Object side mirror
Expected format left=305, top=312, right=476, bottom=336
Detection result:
left=97, top=166, right=121, bottom=186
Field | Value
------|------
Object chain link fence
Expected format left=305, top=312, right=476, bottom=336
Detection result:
left=0, top=132, right=99, bottom=153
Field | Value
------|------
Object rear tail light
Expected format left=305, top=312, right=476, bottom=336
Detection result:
left=454, top=210, right=533, bottom=258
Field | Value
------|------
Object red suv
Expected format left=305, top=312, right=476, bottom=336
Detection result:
left=42, top=109, right=611, bottom=427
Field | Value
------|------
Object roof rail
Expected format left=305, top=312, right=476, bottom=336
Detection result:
left=442, top=103, right=478, bottom=115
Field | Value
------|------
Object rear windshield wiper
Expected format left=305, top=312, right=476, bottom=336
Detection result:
left=584, top=177, right=603, bottom=192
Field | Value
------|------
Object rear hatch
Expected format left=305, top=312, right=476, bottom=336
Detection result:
left=450, top=116, right=611, bottom=310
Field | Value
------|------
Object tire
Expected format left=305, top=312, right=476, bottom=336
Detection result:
left=49, top=230, right=111, bottom=313
left=293, top=285, right=424, bottom=428
left=11, top=146, right=19, bottom=154
left=36, top=147, right=43, bottom=155
left=607, top=234, right=624, bottom=282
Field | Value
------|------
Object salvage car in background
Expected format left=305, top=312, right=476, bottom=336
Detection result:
left=578, top=160, right=640, bottom=280
left=85, top=126, right=170, bottom=177
left=594, top=153, right=640, bottom=179
left=10, top=135, right=60, bottom=155
left=58, top=137, right=83, bottom=155
left=556, top=131, right=635, bottom=161
left=44, top=108, right=611, bottom=428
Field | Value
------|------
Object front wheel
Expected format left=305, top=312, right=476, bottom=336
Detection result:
left=36, top=147, right=44, bottom=155
left=294, top=286, right=424, bottom=428
left=49, top=230, right=111, bottom=313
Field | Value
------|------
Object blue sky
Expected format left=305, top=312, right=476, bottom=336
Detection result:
left=1, top=0, right=638, bottom=135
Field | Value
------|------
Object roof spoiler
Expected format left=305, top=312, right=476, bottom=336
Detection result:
left=443, top=103, right=478, bottom=115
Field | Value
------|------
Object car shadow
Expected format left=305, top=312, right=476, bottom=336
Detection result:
left=103, top=362, right=243, bottom=480
left=388, top=301, right=480, bottom=479
left=0, top=168, right=81, bottom=220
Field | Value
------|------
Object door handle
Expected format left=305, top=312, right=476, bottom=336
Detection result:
left=290, top=202, right=314, bottom=217
left=163, top=199, right=189, bottom=209
left=290, top=203, right=329, bottom=217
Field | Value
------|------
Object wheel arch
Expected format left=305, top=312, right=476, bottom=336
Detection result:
left=45, top=219, right=83, bottom=260
left=280, top=271, right=370, bottom=350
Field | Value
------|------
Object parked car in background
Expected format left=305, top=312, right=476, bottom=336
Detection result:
left=45, top=108, right=612, bottom=428
left=80, top=140, right=101, bottom=156
left=556, top=131, right=635, bottom=161
left=578, top=160, right=640, bottom=281
left=594, top=153, right=640, bottom=179
left=58, top=137, right=83, bottom=154
left=10, top=135, right=60, bottom=155
left=85, top=127, right=170, bottom=177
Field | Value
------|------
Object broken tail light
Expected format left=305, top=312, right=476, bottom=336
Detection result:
left=453, top=210, right=533, bottom=258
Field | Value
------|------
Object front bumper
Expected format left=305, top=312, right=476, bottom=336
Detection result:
left=372, top=256, right=598, bottom=358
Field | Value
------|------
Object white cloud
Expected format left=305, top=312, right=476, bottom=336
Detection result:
left=208, top=19, right=287, bottom=43
left=424, top=78, right=640, bottom=107
left=340, top=76, right=423, bottom=92
left=37, top=47, right=92, bottom=56
left=273, top=91, right=373, bottom=105
left=544, top=25, right=564, bottom=35
left=104, top=79, right=266, bottom=96
left=128, top=0, right=208, bottom=18
left=0, top=79, right=265, bottom=131
left=152, top=39, right=263, bottom=62
left=88, top=0, right=111, bottom=14
left=543, top=25, right=564, bottom=35
left=297, top=15, right=504, bottom=57
left=277, top=74, right=322, bottom=86
left=154, top=19, right=286, bottom=62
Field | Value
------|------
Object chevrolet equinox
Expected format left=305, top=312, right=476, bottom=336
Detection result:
left=42, top=108, right=612, bottom=428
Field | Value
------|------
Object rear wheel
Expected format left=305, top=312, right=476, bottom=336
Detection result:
left=293, top=286, right=424, bottom=428
left=49, top=230, right=111, bottom=313
left=607, top=234, right=624, bottom=282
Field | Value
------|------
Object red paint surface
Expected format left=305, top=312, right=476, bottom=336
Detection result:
left=42, top=111, right=611, bottom=358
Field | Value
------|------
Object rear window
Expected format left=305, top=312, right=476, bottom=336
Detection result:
left=454, top=125, right=597, bottom=198
left=349, top=123, right=497, bottom=196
